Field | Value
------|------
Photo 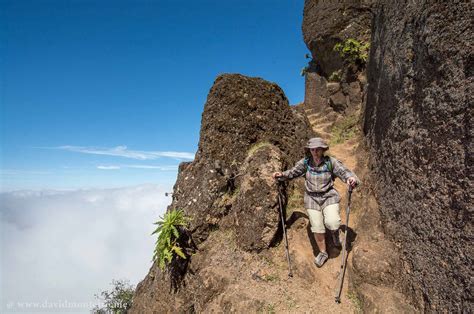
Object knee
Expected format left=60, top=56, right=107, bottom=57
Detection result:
left=324, top=204, right=341, bottom=230
left=325, top=217, right=341, bottom=231
left=306, top=208, right=325, bottom=234
left=311, top=223, right=326, bottom=234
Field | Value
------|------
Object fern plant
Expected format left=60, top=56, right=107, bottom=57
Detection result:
left=151, top=209, right=190, bottom=270
left=334, top=38, right=370, bottom=65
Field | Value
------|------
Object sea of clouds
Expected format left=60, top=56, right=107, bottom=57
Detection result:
left=0, top=183, right=172, bottom=313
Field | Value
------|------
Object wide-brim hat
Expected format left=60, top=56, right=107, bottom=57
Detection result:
left=305, top=137, right=329, bottom=150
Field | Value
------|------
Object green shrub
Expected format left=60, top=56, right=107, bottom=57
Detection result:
left=333, top=39, right=370, bottom=65
left=152, top=209, right=190, bottom=270
left=92, top=279, right=134, bottom=314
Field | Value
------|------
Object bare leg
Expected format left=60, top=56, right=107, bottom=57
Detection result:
left=314, top=232, right=326, bottom=253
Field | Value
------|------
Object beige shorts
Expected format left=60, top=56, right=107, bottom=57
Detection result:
left=306, top=203, right=341, bottom=233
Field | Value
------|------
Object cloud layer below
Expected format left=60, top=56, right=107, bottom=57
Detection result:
left=1, top=183, right=172, bottom=312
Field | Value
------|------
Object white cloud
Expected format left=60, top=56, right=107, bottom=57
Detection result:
left=97, top=165, right=121, bottom=170
left=42, top=145, right=195, bottom=160
left=0, top=183, right=173, bottom=313
left=96, top=164, right=179, bottom=170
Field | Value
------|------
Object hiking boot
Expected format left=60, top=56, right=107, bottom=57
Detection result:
left=331, top=229, right=342, bottom=249
left=314, top=252, right=329, bottom=268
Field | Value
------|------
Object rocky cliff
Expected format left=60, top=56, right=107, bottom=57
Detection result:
left=363, top=1, right=473, bottom=311
left=129, top=1, right=472, bottom=312
left=302, top=0, right=373, bottom=120
left=302, top=0, right=473, bottom=311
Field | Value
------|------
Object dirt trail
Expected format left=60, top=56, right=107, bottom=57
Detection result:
left=170, top=107, right=363, bottom=313
left=297, top=106, right=361, bottom=310
left=237, top=107, right=362, bottom=313
left=289, top=107, right=361, bottom=311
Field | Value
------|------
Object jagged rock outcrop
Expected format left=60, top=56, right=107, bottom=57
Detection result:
left=171, top=74, right=313, bottom=246
left=363, top=1, right=473, bottom=312
left=302, top=0, right=373, bottom=118
left=130, top=74, right=314, bottom=312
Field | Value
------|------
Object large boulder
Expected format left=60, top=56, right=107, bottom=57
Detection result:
left=363, top=1, right=473, bottom=312
left=232, top=143, right=283, bottom=251
left=171, top=74, right=313, bottom=245
left=130, top=74, right=314, bottom=313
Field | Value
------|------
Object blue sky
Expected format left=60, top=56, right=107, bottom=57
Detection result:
left=1, top=0, right=308, bottom=192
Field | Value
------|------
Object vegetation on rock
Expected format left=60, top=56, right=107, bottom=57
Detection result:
left=152, top=209, right=190, bottom=270
left=328, top=70, right=342, bottom=82
left=92, top=279, right=134, bottom=314
left=333, top=39, right=370, bottom=65
left=330, top=113, right=359, bottom=145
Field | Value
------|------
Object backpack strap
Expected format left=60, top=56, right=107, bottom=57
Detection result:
left=325, top=156, right=333, bottom=173
left=305, top=156, right=333, bottom=174
left=326, top=156, right=336, bottom=180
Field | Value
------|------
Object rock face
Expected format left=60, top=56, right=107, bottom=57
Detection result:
left=130, top=74, right=314, bottom=312
left=363, top=1, right=473, bottom=312
left=348, top=146, right=417, bottom=312
left=302, top=0, right=373, bottom=77
left=171, top=74, right=313, bottom=246
left=302, top=0, right=373, bottom=116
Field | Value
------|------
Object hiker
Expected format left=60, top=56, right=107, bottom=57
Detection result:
left=273, top=137, right=359, bottom=267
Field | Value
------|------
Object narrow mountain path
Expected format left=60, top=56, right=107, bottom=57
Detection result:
left=256, top=106, right=362, bottom=313
left=174, top=106, right=364, bottom=313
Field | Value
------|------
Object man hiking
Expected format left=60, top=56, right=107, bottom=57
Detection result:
left=273, top=137, right=359, bottom=267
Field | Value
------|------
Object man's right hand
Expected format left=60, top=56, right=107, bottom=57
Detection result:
left=273, top=172, right=283, bottom=179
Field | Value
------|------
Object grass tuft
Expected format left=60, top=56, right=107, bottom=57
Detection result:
left=347, top=290, right=363, bottom=313
left=247, top=141, right=273, bottom=157
left=330, top=114, right=359, bottom=145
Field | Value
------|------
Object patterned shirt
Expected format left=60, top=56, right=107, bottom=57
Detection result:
left=281, top=155, right=359, bottom=210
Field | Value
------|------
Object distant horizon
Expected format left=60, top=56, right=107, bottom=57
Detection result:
left=1, top=1, right=308, bottom=312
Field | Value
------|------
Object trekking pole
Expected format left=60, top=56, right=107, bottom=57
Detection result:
left=277, top=179, right=293, bottom=278
left=335, top=185, right=353, bottom=303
